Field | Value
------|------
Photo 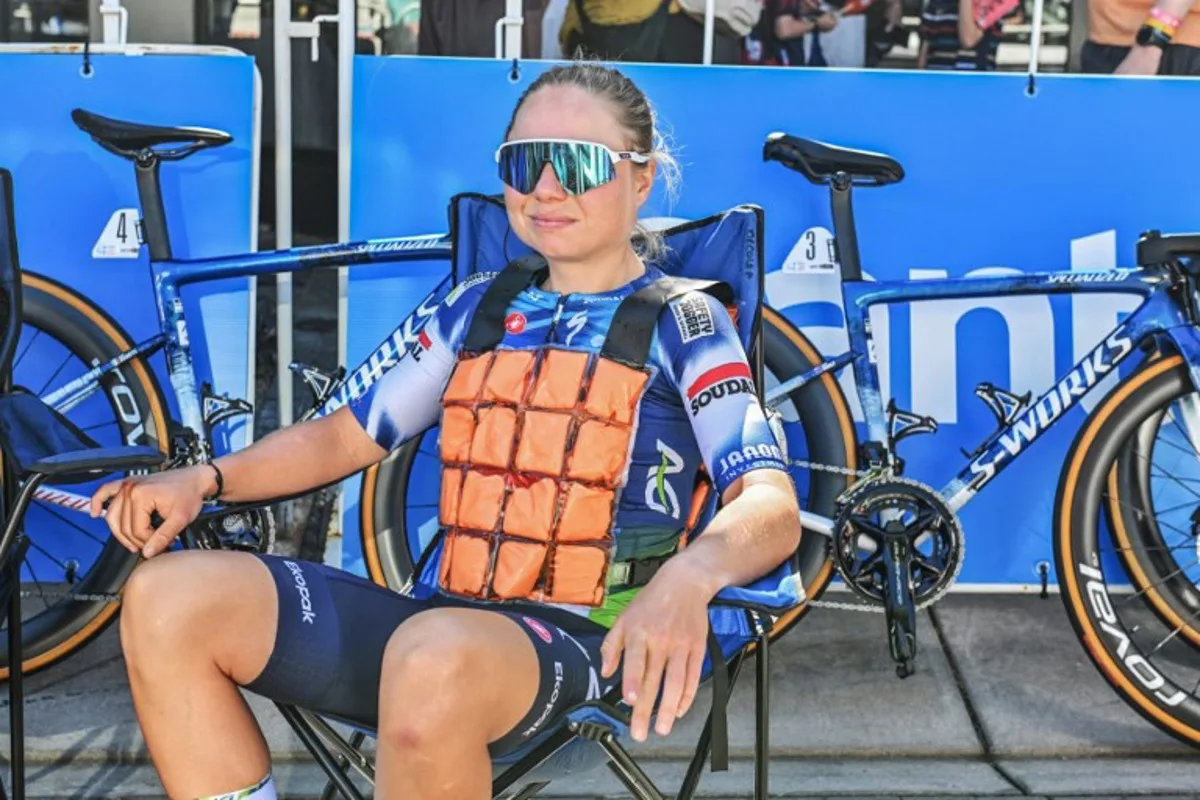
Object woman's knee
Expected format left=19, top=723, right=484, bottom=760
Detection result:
left=377, top=612, right=511, bottom=748
left=120, top=551, right=277, bottom=681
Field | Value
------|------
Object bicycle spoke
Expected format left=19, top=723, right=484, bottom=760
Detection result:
left=1146, top=602, right=1200, bottom=658
left=37, top=501, right=108, bottom=547
left=1127, top=446, right=1200, bottom=505
left=1104, top=492, right=1197, bottom=544
left=1116, top=561, right=1190, bottom=608
left=24, top=533, right=74, bottom=575
left=14, top=328, right=41, bottom=372
left=20, top=551, right=52, bottom=607
left=36, top=352, right=76, bottom=398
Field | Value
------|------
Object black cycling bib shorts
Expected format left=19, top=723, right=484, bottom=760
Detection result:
left=243, top=554, right=619, bottom=756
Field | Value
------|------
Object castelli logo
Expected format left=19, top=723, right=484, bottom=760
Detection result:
left=523, top=616, right=553, bottom=643
left=505, top=312, right=527, bottom=334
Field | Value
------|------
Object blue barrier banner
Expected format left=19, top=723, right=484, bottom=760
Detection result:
left=346, top=55, right=1200, bottom=587
left=0, top=47, right=259, bottom=456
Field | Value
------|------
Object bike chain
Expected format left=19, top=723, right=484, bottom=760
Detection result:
left=780, top=457, right=890, bottom=614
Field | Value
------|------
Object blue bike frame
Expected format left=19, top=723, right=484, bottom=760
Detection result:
left=769, top=264, right=1200, bottom=520
left=46, top=234, right=455, bottom=458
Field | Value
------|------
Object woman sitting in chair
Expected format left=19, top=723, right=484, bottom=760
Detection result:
left=90, top=63, right=801, bottom=800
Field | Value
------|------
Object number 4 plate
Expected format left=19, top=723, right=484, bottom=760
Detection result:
left=92, top=208, right=144, bottom=259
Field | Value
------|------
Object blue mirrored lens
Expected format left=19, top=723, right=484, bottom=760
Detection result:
left=498, top=142, right=616, bottom=195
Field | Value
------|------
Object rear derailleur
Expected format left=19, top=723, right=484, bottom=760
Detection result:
left=832, top=402, right=963, bottom=678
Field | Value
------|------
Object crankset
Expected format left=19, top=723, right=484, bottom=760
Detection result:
left=831, top=478, right=964, bottom=678
left=182, top=505, right=276, bottom=554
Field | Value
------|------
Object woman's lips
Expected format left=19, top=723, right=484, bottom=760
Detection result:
left=531, top=214, right=575, bottom=230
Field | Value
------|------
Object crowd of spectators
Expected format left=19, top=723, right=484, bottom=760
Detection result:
left=392, top=0, right=1198, bottom=75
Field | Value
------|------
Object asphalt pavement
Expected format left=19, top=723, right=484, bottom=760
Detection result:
left=3, top=592, right=1200, bottom=798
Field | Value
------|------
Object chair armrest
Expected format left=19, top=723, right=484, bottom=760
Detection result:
left=709, top=571, right=807, bottom=617
left=28, top=446, right=166, bottom=482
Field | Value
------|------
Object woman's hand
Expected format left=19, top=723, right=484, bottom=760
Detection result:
left=89, top=465, right=216, bottom=558
left=599, top=557, right=718, bottom=742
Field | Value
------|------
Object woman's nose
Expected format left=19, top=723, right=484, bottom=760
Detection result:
left=532, top=163, right=567, bottom=200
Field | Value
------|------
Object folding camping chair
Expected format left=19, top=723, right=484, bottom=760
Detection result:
left=272, top=192, right=810, bottom=800
left=0, top=169, right=167, bottom=800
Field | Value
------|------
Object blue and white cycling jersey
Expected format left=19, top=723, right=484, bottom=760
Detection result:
left=348, top=265, right=788, bottom=623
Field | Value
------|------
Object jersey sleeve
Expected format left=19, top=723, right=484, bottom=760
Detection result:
left=346, top=274, right=493, bottom=452
left=657, top=290, right=788, bottom=496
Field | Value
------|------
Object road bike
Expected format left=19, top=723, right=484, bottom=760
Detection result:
left=745, top=132, right=1200, bottom=747
left=3, top=110, right=852, bottom=680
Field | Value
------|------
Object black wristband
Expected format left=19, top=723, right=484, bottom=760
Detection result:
left=205, top=462, right=224, bottom=502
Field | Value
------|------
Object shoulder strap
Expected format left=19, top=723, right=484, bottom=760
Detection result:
left=462, top=254, right=549, bottom=353
left=600, top=276, right=735, bottom=369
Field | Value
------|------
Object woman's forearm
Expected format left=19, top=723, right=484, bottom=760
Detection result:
left=668, top=471, right=802, bottom=598
left=206, top=406, right=387, bottom=504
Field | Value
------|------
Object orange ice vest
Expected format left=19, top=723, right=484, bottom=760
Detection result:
left=435, top=256, right=733, bottom=607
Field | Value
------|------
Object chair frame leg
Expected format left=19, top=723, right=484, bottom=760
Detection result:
left=2, top=474, right=47, bottom=800
left=275, top=705, right=368, bottom=800
left=595, top=730, right=666, bottom=800
left=5, top=537, right=29, bottom=800
left=755, top=630, right=770, bottom=800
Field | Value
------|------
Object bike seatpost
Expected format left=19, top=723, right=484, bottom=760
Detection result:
left=829, top=171, right=862, bottom=283
left=134, top=150, right=172, bottom=262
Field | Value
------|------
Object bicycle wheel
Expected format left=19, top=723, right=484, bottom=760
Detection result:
left=1106, top=390, right=1200, bottom=651
left=1056, top=354, right=1200, bottom=747
left=359, top=307, right=858, bottom=641
left=0, top=271, right=170, bottom=680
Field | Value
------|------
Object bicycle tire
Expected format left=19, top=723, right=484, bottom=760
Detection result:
left=1105, top=395, right=1200, bottom=650
left=1056, top=354, right=1200, bottom=747
left=0, top=271, right=170, bottom=680
left=359, top=306, right=858, bottom=642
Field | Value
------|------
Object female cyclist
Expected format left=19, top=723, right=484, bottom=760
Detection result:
left=89, top=62, right=801, bottom=800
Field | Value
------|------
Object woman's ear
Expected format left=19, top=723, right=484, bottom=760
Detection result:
left=634, top=161, right=657, bottom=205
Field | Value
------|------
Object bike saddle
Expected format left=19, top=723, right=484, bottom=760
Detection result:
left=763, top=132, right=904, bottom=187
left=71, top=108, right=233, bottom=160
left=1137, top=230, right=1200, bottom=269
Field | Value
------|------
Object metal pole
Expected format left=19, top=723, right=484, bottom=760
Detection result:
left=703, top=0, right=716, bottom=64
left=274, top=0, right=294, bottom=429
left=495, top=0, right=523, bottom=58
left=505, top=0, right=522, bottom=58
left=328, top=0, right=355, bottom=569
left=1027, top=0, right=1047, bottom=85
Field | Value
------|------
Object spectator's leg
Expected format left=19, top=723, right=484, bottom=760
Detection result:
left=119, top=551, right=278, bottom=798
left=373, top=608, right=542, bottom=799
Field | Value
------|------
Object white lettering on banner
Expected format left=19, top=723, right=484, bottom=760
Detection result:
left=92, top=209, right=144, bottom=259
left=284, top=560, right=316, bottom=624
left=909, top=267, right=1055, bottom=425
left=1079, top=562, right=1186, bottom=706
left=766, top=229, right=1138, bottom=424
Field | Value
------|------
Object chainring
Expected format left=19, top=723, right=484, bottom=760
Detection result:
left=184, top=506, right=277, bottom=555
left=831, top=477, right=964, bottom=609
